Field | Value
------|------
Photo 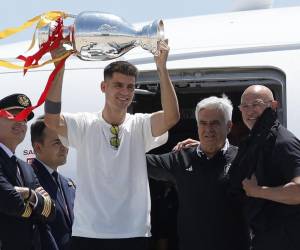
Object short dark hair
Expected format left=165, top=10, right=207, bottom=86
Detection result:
left=104, top=61, right=138, bottom=80
left=30, top=115, right=46, bottom=146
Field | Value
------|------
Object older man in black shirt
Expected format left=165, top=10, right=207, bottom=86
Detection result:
left=147, top=95, right=250, bottom=250
left=229, top=85, right=300, bottom=250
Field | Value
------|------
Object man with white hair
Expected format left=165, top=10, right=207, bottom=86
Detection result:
left=146, top=95, right=250, bottom=250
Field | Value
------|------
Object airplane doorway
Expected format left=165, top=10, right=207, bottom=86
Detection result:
left=132, top=66, right=285, bottom=250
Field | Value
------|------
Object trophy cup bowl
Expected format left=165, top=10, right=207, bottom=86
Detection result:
left=38, top=11, right=164, bottom=61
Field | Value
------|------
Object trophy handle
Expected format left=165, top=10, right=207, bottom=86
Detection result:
left=138, top=19, right=164, bottom=56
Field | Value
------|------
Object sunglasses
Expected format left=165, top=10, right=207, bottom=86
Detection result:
left=110, top=125, right=120, bottom=149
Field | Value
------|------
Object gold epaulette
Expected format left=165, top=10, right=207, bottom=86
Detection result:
left=41, top=196, right=52, bottom=218
left=21, top=202, right=32, bottom=218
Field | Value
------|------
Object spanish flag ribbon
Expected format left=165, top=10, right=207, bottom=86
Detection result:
left=26, top=11, right=69, bottom=52
left=17, top=17, right=69, bottom=75
left=0, top=52, right=71, bottom=122
left=14, top=53, right=70, bottom=122
left=0, top=12, right=74, bottom=121
left=0, top=51, right=73, bottom=70
left=0, top=110, right=15, bottom=120
left=0, top=11, right=71, bottom=70
left=0, top=11, right=68, bottom=40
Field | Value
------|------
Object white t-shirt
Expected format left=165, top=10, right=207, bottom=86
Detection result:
left=60, top=112, right=168, bottom=239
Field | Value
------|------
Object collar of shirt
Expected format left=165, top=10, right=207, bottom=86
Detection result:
left=0, top=143, right=14, bottom=158
left=196, top=139, right=229, bottom=159
left=99, top=111, right=129, bottom=125
left=35, top=159, right=56, bottom=175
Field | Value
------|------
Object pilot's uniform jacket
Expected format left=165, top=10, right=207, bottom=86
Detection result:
left=0, top=148, right=56, bottom=250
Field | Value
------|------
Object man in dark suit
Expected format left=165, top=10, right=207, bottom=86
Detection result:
left=0, top=93, right=56, bottom=250
left=30, top=116, right=75, bottom=250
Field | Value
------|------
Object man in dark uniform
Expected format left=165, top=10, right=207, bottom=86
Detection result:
left=30, top=116, right=75, bottom=250
left=147, top=96, right=250, bottom=250
left=0, top=93, right=56, bottom=250
left=229, top=85, right=300, bottom=250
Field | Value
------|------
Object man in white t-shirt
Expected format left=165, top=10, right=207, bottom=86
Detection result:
left=44, top=40, right=180, bottom=250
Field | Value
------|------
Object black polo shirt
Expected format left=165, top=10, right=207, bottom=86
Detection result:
left=147, top=145, right=250, bottom=250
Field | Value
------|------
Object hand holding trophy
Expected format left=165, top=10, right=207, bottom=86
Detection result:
left=0, top=11, right=165, bottom=121
left=38, top=11, right=164, bottom=61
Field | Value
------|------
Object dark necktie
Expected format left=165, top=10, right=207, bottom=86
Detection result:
left=11, top=155, right=24, bottom=186
left=52, top=171, right=70, bottom=218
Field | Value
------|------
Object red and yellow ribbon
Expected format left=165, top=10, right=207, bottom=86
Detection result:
left=0, top=52, right=73, bottom=70
left=0, top=11, right=68, bottom=39
left=0, top=53, right=70, bottom=122
left=0, top=11, right=74, bottom=121
left=0, top=11, right=71, bottom=70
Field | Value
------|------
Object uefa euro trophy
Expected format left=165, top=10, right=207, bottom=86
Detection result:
left=38, top=11, right=164, bottom=61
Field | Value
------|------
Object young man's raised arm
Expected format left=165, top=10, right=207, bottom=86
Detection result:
left=44, top=47, right=68, bottom=138
left=150, top=40, right=180, bottom=137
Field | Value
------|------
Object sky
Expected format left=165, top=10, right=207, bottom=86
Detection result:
left=1, top=0, right=300, bottom=44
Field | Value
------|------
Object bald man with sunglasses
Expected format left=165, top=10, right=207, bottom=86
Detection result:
left=44, top=41, right=179, bottom=250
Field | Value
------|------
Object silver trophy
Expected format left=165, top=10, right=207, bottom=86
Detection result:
left=38, top=11, right=164, bottom=61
